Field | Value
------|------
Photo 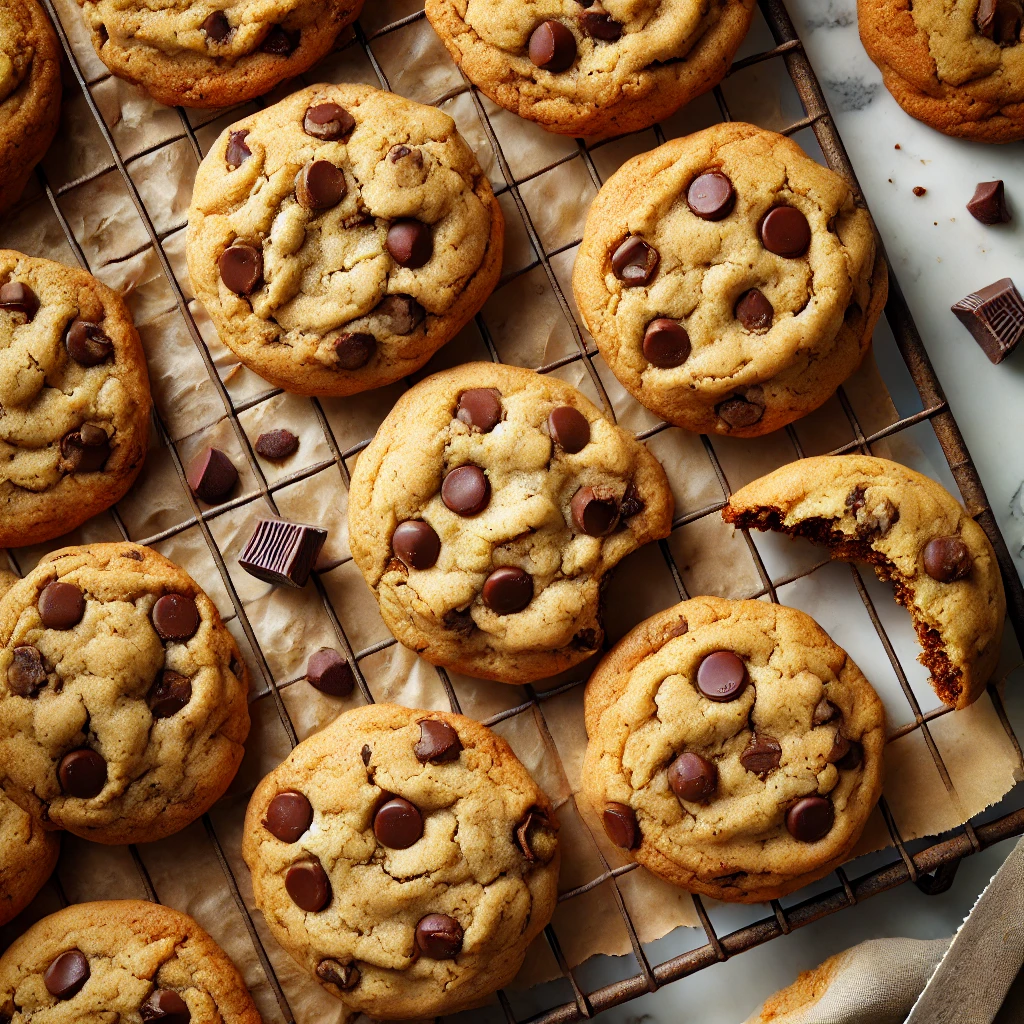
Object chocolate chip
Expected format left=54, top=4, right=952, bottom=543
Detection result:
left=219, top=242, right=263, bottom=295
left=548, top=406, right=590, bottom=452
left=923, top=536, right=972, bottom=582
left=952, top=278, right=1024, bottom=364
left=835, top=739, right=863, bottom=771
left=331, top=331, right=374, bottom=370
left=285, top=859, right=331, bottom=911
left=260, top=26, right=298, bottom=54
left=65, top=320, right=113, bottom=366
left=202, top=10, right=230, bottom=41
left=570, top=486, right=618, bottom=536
left=482, top=566, right=533, bottom=614
left=296, top=160, right=347, bottom=211
left=254, top=429, right=299, bottom=461
left=456, top=388, right=502, bottom=432
left=967, top=180, right=1011, bottom=225
left=373, top=294, right=426, bottom=335
left=61, top=424, right=110, bottom=473
left=386, top=220, right=433, bottom=269
left=528, top=20, right=577, bottom=71
left=141, top=990, right=190, bottom=1024
left=393, top=521, right=441, bottom=570
left=58, top=749, right=106, bottom=798
left=148, top=671, right=192, bottom=718
left=441, top=465, right=490, bottom=516
left=696, top=650, right=747, bottom=702
left=361, top=744, right=372, bottom=765
left=264, top=790, right=314, bottom=843
left=611, top=236, right=659, bottom=286
left=0, top=282, right=39, bottom=319
left=619, top=481, right=644, bottom=519
left=443, top=607, right=475, bottom=636
left=185, top=447, right=237, bottom=504
left=826, top=731, right=851, bottom=765
left=716, top=394, right=764, bottom=429
left=225, top=130, right=251, bottom=170
left=668, top=752, right=717, bottom=803
left=303, top=103, right=356, bottom=141
left=977, top=0, right=1023, bottom=43
left=813, top=697, right=839, bottom=727
left=686, top=171, right=735, bottom=220
left=668, top=616, right=688, bottom=638
left=239, top=518, right=328, bottom=588
left=305, top=648, right=354, bottom=697
left=785, top=795, right=834, bottom=842
left=389, top=144, right=421, bottom=164
left=44, top=950, right=89, bottom=999
left=316, top=959, right=359, bottom=990
left=415, top=914, right=463, bottom=959
left=760, top=206, right=811, bottom=258
left=515, top=807, right=554, bottom=860
left=8, top=645, right=47, bottom=696
left=373, top=796, right=423, bottom=849
left=643, top=319, right=691, bottom=368
left=580, top=4, right=622, bottom=39
left=735, top=289, right=774, bottom=332
left=739, top=734, right=782, bottom=776
left=602, top=802, right=638, bottom=849
left=152, top=594, right=200, bottom=641
left=414, top=719, right=463, bottom=763
left=39, top=581, right=85, bottom=630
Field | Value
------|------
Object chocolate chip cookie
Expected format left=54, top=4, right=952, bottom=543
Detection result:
left=0, top=251, right=152, bottom=550
left=187, top=83, right=503, bottom=397
left=573, top=123, right=888, bottom=437
left=859, top=0, right=1024, bottom=143
left=0, top=0, right=61, bottom=214
left=242, top=703, right=560, bottom=1019
left=74, top=0, right=364, bottom=108
left=426, top=0, right=756, bottom=136
left=347, top=362, right=674, bottom=683
left=0, top=787, right=59, bottom=927
left=0, top=542, right=250, bottom=845
left=582, top=596, right=886, bottom=902
left=724, top=455, right=1006, bottom=710
left=0, top=900, right=262, bottom=1023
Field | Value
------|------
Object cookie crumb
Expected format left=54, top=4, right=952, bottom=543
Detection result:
left=913, top=186, right=927, bottom=197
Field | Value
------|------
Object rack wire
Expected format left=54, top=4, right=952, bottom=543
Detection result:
left=5, top=0, right=1024, bottom=1020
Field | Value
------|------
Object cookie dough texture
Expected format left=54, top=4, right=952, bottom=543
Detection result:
left=348, top=363, right=674, bottom=683
left=243, top=703, right=560, bottom=1019
left=859, top=0, right=1024, bottom=143
left=574, top=123, right=887, bottom=437
left=0, top=542, right=250, bottom=845
left=582, top=597, right=886, bottom=902
left=0, top=251, right=152, bottom=550
left=0, top=900, right=262, bottom=1023
left=724, top=455, right=1006, bottom=709
left=187, top=84, right=503, bottom=397
left=75, top=0, right=364, bottom=108
left=0, top=788, right=59, bottom=927
left=426, top=0, right=756, bottom=136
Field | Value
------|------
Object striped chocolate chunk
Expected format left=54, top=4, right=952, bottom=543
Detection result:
left=239, top=518, right=328, bottom=587
left=951, top=277, right=1024, bottom=365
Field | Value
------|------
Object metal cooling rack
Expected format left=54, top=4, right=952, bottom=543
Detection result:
left=6, top=0, right=1024, bottom=1020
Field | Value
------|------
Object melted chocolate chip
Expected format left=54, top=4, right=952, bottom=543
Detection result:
left=716, top=394, right=765, bottom=429
left=456, top=388, right=502, bottom=432
left=303, top=103, right=356, bottom=141
left=0, top=282, right=39, bottom=319
left=152, top=594, right=200, bottom=642
left=225, top=130, right=251, bottom=170
left=686, top=171, right=735, bottom=220
left=58, top=749, right=107, bottom=798
left=61, top=424, right=110, bottom=473
left=148, top=671, right=193, bottom=718
left=8, top=645, right=47, bottom=696
left=528, top=20, right=577, bottom=71
left=441, top=465, right=490, bottom=516
left=415, top=914, right=463, bottom=959
left=44, top=950, right=89, bottom=999
left=264, top=790, right=314, bottom=843
left=482, top=566, right=533, bottom=614
left=813, top=697, right=839, bottom=727
left=316, top=959, right=359, bottom=990
left=580, top=4, right=622, bottom=39
left=548, top=406, right=590, bottom=452
left=141, top=990, right=190, bottom=1024
left=643, top=318, right=691, bottom=368
left=735, top=289, right=774, bottom=332
left=603, top=802, right=639, bottom=849
left=760, top=206, right=811, bottom=258
left=361, top=744, right=372, bottom=765
left=219, top=242, right=263, bottom=295
left=515, top=807, right=554, bottom=860
left=695, top=650, right=747, bottom=702
left=285, top=859, right=331, bottom=911
left=296, top=161, right=347, bottom=210
left=834, top=740, right=863, bottom=771
left=260, top=26, right=298, bottom=55
left=334, top=331, right=376, bottom=370
left=739, top=734, right=782, bottom=776
left=65, top=320, right=113, bottom=366
left=570, top=486, right=619, bottom=536
left=38, top=582, right=85, bottom=630
left=610, top=236, right=659, bottom=286
left=202, top=11, right=230, bottom=41
left=386, top=220, right=433, bottom=269
left=393, top=521, right=441, bottom=570
left=668, top=752, right=717, bottom=803
left=976, top=0, right=1023, bottom=43
left=414, top=719, right=463, bottom=763
left=785, top=795, right=834, bottom=842
left=373, top=796, right=423, bottom=849
left=373, top=294, right=425, bottom=335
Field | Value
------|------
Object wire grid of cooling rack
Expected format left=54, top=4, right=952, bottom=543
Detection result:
left=7, top=0, right=1024, bottom=1019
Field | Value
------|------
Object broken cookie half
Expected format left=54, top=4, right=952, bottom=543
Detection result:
left=723, top=455, right=1005, bottom=710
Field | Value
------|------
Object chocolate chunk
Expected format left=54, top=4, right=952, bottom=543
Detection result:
left=813, top=697, right=839, bottom=727
left=415, top=914, right=463, bottom=959
left=456, top=388, right=502, bottom=432
left=148, top=671, right=193, bottom=718
left=141, top=990, right=190, bottom=1024
left=305, top=648, right=354, bottom=696
left=611, top=235, right=659, bottom=286
left=186, top=447, right=237, bottom=504
left=642, top=318, right=691, bottom=368
left=976, top=0, right=1023, bottom=42
left=967, top=180, right=1011, bottom=224
left=374, top=796, right=423, bottom=848
left=602, top=802, right=639, bottom=849
left=38, top=581, right=85, bottom=630
left=61, top=424, right=110, bottom=473
left=619, top=480, right=644, bottom=519
left=668, top=752, right=717, bottom=803
left=264, top=790, right=313, bottom=843
left=361, top=744, right=372, bottom=765
left=735, top=289, right=774, bottom=332
left=285, top=859, right=331, bottom=911
left=785, top=795, right=834, bottom=842
left=239, top=518, right=328, bottom=588
left=570, top=486, right=619, bottom=536
left=386, top=220, right=433, bottom=269
left=696, top=650, right=747, bottom=702
left=441, top=465, right=490, bottom=516
left=8, top=645, right=47, bottom=696
left=548, top=406, right=590, bottom=452
left=202, top=10, right=230, bottom=41
left=296, top=160, right=347, bottom=211
left=333, top=331, right=376, bottom=370
left=225, top=130, right=251, bottom=170
left=739, top=734, right=782, bottom=776
left=0, top=282, right=39, bottom=319
left=303, top=103, right=355, bottom=141
left=219, top=242, right=263, bottom=295
left=316, top=959, right=359, bottom=990
left=760, top=206, right=811, bottom=258
left=717, top=394, right=764, bottom=429
left=668, top=616, right=688, bottom=638
left=482, top=566, right=533, bottom=614
left=515, top=807, right=554, bottom=860
left=65, top=320, right=113, bottom=366
left=58, top=749, right=107, bottom=798
left=580, top=4, right=622, bottom=39
left=923, top=535, right=972, bottom=582
left=952, top=277, right=1024, bottom=364
left=414, top=719, right=463, bottom=763
left=260, top=26, right=298, bottom=54
left=834, top=739, right=863, bottom=771
left=255, top=429, right=299, bottom=460
left=373, top=294, right=425, bottom=335
left=686, top=171, right=735, bottom=220
left=44, top=950, right=89, bottom=999
left=152, top=594, right=200, bottom=641
left=393, top=521, right=441, bottom=570
left=528, top=20, right=577, bottom=71
left=443, top=607, right=475, bottom=636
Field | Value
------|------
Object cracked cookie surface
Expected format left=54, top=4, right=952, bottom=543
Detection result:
left=0, top=900, right=262, bottom=1023
left=573, top=123, right=887, bottom=437
left=582, top=597, right=886, bottom=902
left=0, top=787, right=59, bottom=928
left=0, top=542, right=250, bottom=845
left=187, top=84, right=503, bottom=397
left=0, top=251, right=152, bottom=550
left=242, top=703, right=560, bottom=1020
left=723, top=455, right=1006, bottom=709
left=859, top=0, right=1024, bottom=142
left=426, top=0, right=756, bottom=136
left=348, top=362, right=674, bottom=683
left=75, top=0, right=364, bottom=108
